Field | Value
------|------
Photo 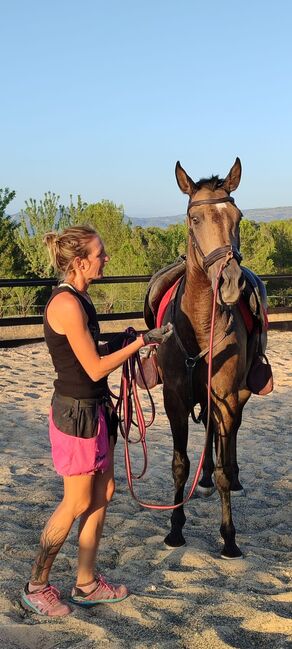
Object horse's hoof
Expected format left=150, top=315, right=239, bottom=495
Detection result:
left=221, top=545, right=243, bottom=560
left=230, top=487, right=246, bottom=497
left=164, top=532, right=186, bottom=548
left=197, top=484, right=216, bottom=498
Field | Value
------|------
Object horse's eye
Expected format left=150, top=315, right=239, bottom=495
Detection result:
left=192, top=216, right=200, bottom=225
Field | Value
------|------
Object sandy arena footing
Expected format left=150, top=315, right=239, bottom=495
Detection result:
left=0, top=330, right=291, bottom=649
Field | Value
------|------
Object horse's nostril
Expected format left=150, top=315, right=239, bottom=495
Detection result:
left=238, top=273, right=245, bottom=288
left=218, top=275, right=225, bottom=289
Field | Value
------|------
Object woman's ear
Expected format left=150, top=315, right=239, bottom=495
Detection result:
left=72, top=256, right=89, bottom=272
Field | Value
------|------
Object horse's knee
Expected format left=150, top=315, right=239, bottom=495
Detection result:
left=215, top=467, right=231, bottom=493
left=172, top=450, right=190, bottom=488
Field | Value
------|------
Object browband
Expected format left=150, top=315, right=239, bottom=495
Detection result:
left=188, top=196, right=235, bottom=211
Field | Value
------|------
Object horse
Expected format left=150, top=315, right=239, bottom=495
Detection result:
left=156, top=158, right=266, bottom=559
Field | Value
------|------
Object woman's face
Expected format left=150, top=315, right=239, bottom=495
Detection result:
left=85, top=236, right=109, bottom=282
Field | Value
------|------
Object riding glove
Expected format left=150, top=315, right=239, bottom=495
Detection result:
left=142, top=322, right=173, bottom=345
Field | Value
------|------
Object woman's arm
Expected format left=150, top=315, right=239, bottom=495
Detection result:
left=47, top=292, right=145, bottom=381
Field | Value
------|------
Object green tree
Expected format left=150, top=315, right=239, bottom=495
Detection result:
left=269, top=220, right=292, bottom=272
left=0, top=187, right=24, bottom=277
left=17, top=192, right=75, bottom=277
left=240, top=220, right=275, bottom=274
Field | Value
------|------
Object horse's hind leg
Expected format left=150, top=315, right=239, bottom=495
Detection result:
left=163, top=391, right=190, bottom=547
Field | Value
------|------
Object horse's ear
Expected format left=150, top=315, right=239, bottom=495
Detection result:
left=175, top=161, right=197, bottom=196
left=223, top=157, right=242, bottom=193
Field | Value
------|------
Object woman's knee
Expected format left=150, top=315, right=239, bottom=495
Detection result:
left=63, top=475, right=94, bottom=518
left=106, top=478, right=115, bottom=502
left=62, top=494, right=92, bottom=519
left=75, top=498, right=93, bottom=518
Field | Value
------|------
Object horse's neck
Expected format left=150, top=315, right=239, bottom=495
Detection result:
left=180, top=259, right=226, bottom=345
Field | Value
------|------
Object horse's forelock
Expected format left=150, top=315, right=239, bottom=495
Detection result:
left=195, top=175, right=225, bottom=192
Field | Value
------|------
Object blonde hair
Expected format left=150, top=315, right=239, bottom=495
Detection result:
left=43, top=224, right=99, bottom=278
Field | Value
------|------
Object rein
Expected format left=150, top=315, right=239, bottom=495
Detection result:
left=115, top=254, right=231, bottom=510
left=113, top=330, right=156, bottom=480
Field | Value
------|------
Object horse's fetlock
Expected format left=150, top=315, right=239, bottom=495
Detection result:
left=171, top=510, right=186, bottom=528
left=220, top=522, right=235, bottom=541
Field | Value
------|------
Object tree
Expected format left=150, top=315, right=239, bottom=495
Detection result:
left=269, top=221, right=292, bottom=272
left=240, top=220, right=275, bottom=274
left=0, top=187, right=25, bottom=277
left=16, top=192, right=84, bottom=277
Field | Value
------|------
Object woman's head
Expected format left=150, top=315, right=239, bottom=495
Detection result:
left=43, top=225, right=109, bottom=281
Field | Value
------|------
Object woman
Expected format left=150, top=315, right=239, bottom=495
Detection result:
left=21, top=224, right=172, bottom=616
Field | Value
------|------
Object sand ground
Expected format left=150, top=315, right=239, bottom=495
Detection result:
left=0, top=330, right=291, bottom=649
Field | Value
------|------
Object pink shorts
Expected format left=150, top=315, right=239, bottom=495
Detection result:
left=49, top=403, right=110, bottom=477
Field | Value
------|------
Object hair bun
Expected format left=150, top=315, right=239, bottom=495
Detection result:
left=43, top=231, right=58, bottom=246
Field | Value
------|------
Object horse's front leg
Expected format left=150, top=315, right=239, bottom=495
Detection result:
left=230, top=391, right=250, bottom=496
left=214, top=394, right=243, bottom=559
left=197, top=417, right=216, bottom=497
left=163, top=390, right=190, bottom=547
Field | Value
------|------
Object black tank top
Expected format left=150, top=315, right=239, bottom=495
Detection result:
left=43, top=285, right=108, bottom=399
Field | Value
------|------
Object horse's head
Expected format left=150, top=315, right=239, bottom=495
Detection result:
left=175, top=158, right=245, bottom=306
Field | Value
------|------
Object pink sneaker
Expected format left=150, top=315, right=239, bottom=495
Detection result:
left=21, top=583, right=72, bottom=616
left=69, top=575, right=128, bottom=606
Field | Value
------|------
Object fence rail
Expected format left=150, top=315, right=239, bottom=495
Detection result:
left=0, top=274, right=291, bottom=330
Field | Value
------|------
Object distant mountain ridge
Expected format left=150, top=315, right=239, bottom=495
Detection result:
left=10, top=205, right=292, bottom=230
left=128, top=206, right=292, bottom=228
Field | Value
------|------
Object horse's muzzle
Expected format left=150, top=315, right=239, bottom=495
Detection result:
left=213, top=259, right=245, bottom=305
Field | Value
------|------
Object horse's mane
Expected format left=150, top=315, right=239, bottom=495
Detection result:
left=196, top=175, right=225, bottom=191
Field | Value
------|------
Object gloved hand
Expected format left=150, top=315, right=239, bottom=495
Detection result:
left=142, top=322, right=173, bottom=345
left=98, top=331, right=136, bottom=356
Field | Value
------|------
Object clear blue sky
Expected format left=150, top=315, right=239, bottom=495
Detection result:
left=1, top=0, right=291, bottom=218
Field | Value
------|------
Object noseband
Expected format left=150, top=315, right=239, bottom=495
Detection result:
left=187, top=196, right=242, bottom=272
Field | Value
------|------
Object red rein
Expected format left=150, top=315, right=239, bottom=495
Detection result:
left=114, top=259, right=228, bottom=510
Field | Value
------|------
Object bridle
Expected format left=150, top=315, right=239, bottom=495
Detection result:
left=187, top=195, right=242, bottom=271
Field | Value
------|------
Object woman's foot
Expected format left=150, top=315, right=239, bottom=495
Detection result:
left=69, top=575, right=128, bottom=606
left=21, top=583, right=72, bottom=616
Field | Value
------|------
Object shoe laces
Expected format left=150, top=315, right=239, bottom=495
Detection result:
left=98, top=574, right=115, bottom=594
left=41, top=585, right=61, bottom=604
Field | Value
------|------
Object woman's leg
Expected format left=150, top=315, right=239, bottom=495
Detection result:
left=30, top=473, right=94, bottom=586
left=76, top=437, right=115, bottom=586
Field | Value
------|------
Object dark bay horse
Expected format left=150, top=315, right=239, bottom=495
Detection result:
left=157, top=158, right=263, bottom=559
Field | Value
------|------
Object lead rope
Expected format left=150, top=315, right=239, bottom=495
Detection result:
left=116, top=254, right=232, bottom=510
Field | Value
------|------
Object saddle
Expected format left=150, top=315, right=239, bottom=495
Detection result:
left=144, top=256, right=268, bottom=333
left=144, top=256, right=187, bottom=329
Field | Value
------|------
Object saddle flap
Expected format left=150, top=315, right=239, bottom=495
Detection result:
left=144, top=256, right=186, bottom=329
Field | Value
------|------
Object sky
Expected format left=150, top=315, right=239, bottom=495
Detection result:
left=1, top=0, right=292, bottom=218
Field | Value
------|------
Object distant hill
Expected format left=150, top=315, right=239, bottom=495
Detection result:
left=10, top=206, right=292, bottom=230
left=128, top=206, right=292, bottom=229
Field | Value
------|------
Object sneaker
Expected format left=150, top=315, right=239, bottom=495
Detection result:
left=21, top=583, right=72, bottom=617
left=69, top=575, right=128, bottom=606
